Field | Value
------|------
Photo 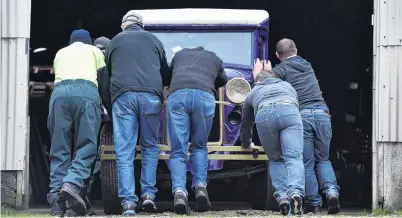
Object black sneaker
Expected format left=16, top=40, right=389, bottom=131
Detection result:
left=304, top=205, right=321, bottom=215
left=47, top=193, right=66, bottom=217
left=278, top=199, right=290, bottom=216
left=141, top=194, right=157, bottom=213
left=290, top=195, right=303, bottom=215
left=66, top=193, right=94, bottom=216
left=195, top=186, right=211, bottom=212
left=327, top=195, right=340, bottom=214
left=59, top=182, right=87, bottom=215
left=174, top=191, right=190, bottom=215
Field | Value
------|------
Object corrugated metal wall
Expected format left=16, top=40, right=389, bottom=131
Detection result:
left=374, top=0, right=402, bottom=142
left=373, top=0, right=402, bottom=211
left=1, top=0, right=31, bottom=170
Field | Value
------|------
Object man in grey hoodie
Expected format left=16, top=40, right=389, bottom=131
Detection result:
left=269, top=38, right=340, bottom=215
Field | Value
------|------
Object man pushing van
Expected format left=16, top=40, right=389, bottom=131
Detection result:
left=47, top=29, right=106, bottom=216
left=241, top=59, right=305, bottom=216
left=270, top=38, right=340, bottom=215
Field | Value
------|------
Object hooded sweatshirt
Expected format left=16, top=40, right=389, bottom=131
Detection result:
left=272, top=56, right=326, bottom=110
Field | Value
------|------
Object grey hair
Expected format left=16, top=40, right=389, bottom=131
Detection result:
left=255, top=70, right=278, bottom=83
left=276, top=38, right=297, bottom=59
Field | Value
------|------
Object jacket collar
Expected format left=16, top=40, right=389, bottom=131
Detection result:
left=255, top=78, right=282, bottom=86
left=124, top=24, right=143, bottom=32
left=283, top=55, right=302, bottom=62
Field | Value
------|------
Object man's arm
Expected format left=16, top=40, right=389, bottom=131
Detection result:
left=94, top=48, right=112, bottom=115
left=215, top=60, right=228, bottom=88
left=272, top=64, right=286, bottom=79
left=154, top=37, right=172, bottom=86
left=240, top=97, right=254, bottom=148
left=104, top=38, right=115, bottom=77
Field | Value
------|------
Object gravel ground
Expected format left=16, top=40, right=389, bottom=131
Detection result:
left=2, top=207, right=377, bottom=217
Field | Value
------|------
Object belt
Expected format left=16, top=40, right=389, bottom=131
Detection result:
left=301, top=108, right=329, bottom=115
left=278, top=100, right=294, bottom=105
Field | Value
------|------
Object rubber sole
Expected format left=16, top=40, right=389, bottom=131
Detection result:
left=59, top=187, right=87, bottom=215
left=279, top=201, right=290, bottom=216
left=122, top=209, right=136, bottom=216
left=174, top=202, right=189, bottom=215
left=290, top=196, right=303, bottom=215
left=195, top=195, right=211, bottom=212
left=142, top=201, right=157, bottom=213
left=328, top=196, right=340, bottom=214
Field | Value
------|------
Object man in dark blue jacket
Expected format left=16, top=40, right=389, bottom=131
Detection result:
left=270, top=38, right=340, bottom=215
left=104, top=10, right=169, bottom=215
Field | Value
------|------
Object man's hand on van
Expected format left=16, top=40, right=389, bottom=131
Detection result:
left=248, top=142, right=261, bottom=151
left=263, top=60, right=272, bottom=71
left=253, top=58, right=264, bottom=74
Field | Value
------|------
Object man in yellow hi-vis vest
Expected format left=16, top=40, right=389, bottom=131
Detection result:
left=46, top=29, right=107, bottom=216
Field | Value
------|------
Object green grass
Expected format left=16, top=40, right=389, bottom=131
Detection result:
left=0, top=206, right=51, bottom=217
left=373, top=208, right=402, bottom=216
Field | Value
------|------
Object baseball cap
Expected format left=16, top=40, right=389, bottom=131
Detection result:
left=93, top=37, right=111, bottom=51
left=122, top=10, right=144, bottom=28
left=69, top=29, right=92, bottom=45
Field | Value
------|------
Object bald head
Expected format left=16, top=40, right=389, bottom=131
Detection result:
left=275, top=38, right=297, bottom=61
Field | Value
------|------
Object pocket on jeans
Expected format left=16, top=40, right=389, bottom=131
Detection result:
left=168, top=94, right=186, bottom=114
left=255, top=110, right=270, bottom=124
left=318, top=120, right=332, bottom=139
left=201, top=94, right=216, bottom=118
left=275, top=104, right=300, bottom=118
left=143, top=95, right=162, bottom=115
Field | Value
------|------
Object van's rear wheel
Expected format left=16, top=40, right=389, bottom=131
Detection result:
left=100, top=122, right=122, bottom=215
left=249, top=162, right=277, bottom=210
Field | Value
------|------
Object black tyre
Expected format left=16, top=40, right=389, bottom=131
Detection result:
left=249, top=161, right=277, bottom=210
left=100, top=122, right=122, bottom=215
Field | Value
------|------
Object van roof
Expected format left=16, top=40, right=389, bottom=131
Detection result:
left=133, top=9, right=269, bottom=26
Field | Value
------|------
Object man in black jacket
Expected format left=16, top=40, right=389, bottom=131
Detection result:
left=93, top=36, right=112, bottom=117
left=270, top=38, right=340, bottom=215
left=166, top=47, right=227, bottom=214
left=84, top=37, right=112, bottom=213
left=104, top=10, right=169, bottom=215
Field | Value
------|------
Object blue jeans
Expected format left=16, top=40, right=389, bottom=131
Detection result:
left=112, top=92, right=162, bottom=205
left=167, top=89, right=216, bottom=195
left=47, top=80, right=101, bottom=194
left=255, top=102, right=305, bottom=202
left=301, top=108, right=339, bottom=207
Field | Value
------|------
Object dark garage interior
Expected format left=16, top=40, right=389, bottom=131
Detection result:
left=28, top=0, right=373, bottom=209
